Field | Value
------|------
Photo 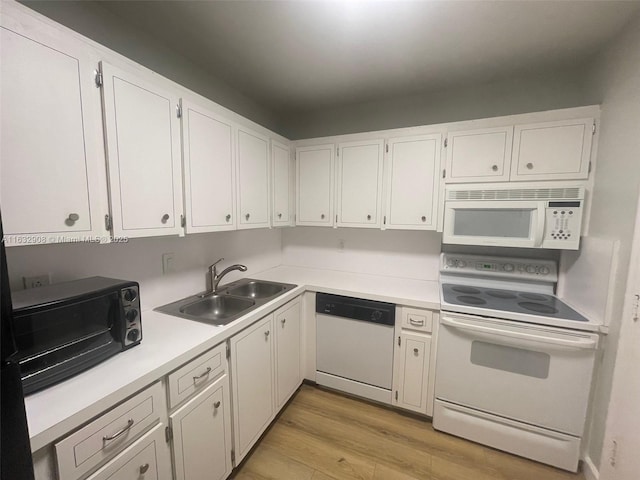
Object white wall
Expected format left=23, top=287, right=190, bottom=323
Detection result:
left=581, top=12, right=640, bottom=472
left=281, top=227, right=442, bottom=281
left=6, top=229, right=282, bottom=313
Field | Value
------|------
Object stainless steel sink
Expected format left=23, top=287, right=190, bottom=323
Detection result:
left=224, top=281, right=286, bottom=299
left=155, top=278, right=297, bottom=326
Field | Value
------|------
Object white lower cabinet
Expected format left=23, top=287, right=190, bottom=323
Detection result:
left=392, top=308, right=439, bottom=416
left=85, top=424, right=172, bottom=480
left=169, top=376, right=232, bottom=480
left=230, top=314, right=276, bottom=463
left=275, top=299, right=302, bottom=409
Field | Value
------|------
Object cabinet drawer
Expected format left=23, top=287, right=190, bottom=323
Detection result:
left=168, top=342, right=226, bottom=409
left=86, top=423, right=172, bottom=480
left=401, top=307, right=433, bottom=332
left=55, top=382, right=164, bottom=480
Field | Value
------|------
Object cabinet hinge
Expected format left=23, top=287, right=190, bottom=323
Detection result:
left=165, top=425, right=173, bottom=443
left=442, top=169, right=446, bottom=179
left=94, top=70, right=103, bottom=88
left=588, top=161, right=592, bottom=174
left=180, top=214, right=186, bottom=228
left=444, top=137, right=448, bottom=148
left=104, top=214, right=112, bottom=231
left=398, top=336, right=401, bottom=347
left=395, top=391, right=398, bottom=401
left=226, top=342, right=230, bottom=359
left=231, top=449, right=236, bottom=464
left=385, top=144, right=389, bottom=153
left=176, top=103, right=182, bottom=118
left=383, top=215, right=386, bottom=225
left=336, top=147, right=339, bottom=157
left=592, top=122, right=596, bottom=135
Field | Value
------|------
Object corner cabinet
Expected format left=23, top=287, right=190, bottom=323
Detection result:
left=296, top=144, right=335, bottom=226
left=0, top=24, right=106, bottom=245
left=336, top=140, right=384, bottom=228
left=100, top=61, right=184, bottom=238
left=384, top=134, right=442, bottom=230
left=271, top=141, right=294, bottom=227
left=236, top=127, right=270, bottom=229
left=275, top=299, right=302, bottom=409
left=181, top=100, right=236, bottom=233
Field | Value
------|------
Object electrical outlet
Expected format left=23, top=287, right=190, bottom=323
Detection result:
left=338, top=239, right=345, bottom=253
left=162, top=252, right=175, bottom=274
left=23, top=274, right=51, bottom=289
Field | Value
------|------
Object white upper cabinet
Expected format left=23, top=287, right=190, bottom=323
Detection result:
left=296, top=144, right=335, bottom=226
left=271, top=141, right=293, bottom=227
left=0, top=25, right=105, bottom=244
left=384, top=134, right=442, bottom=230
left=511, top=118, right=593, bottom=181
left=336, top=140, right=384, bottom=228
left=236, top=127, right=270, bottom=229
left=445, top=126, right=513, bottom=183
left=100, top=61, right=183, bottom=238
left=181, top=100, right=236, bottom=233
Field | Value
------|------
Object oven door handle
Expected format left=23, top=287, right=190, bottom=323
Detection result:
left=440, top=316, right=598, bottom=350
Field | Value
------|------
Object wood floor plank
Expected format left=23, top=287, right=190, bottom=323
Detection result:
left=233, top=385, right=585, bottom=480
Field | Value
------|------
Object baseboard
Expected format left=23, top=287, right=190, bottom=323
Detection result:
left=583, top=455, right=600, bottom=480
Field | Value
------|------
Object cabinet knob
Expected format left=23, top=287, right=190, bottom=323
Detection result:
left=526, top=162, right=534, bottom=170
left=278, top=213, right=282, bottom=218
left=245, top=213, right=250, bottom=220
left=161, top=213, right=170, bottom=224
left=321, top=214, right=325, bottom=219
left=265, top=330, right=270, bottom=337
left=226, top=214, right=231, bottom=222
left=491, top=165, right=498, bottom=172
left=367, top=214, right=372, bottom=221
left=421, top=216, right=426, bottom=222
left=213, top=401, right=221, bottom=409
left=281, top=318, right=286, bottom=325
left=413, top=348, right=419, bottom=355
left=139, top=463, right=150, bottom=475
left=65, top=213, right=80, bottom=226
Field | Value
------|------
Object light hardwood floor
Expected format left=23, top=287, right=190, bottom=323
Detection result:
left=232, top=385, right=586, bottom=480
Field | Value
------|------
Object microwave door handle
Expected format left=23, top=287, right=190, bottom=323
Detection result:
left=533, top=203, right=546, bottom=247
left=440, top=316, right=598, bottom=350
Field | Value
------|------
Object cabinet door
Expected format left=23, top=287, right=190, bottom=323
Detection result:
left=181, top=100, right=236, bottom=233
left=445, top=126, right=513, bottom=183
left=0, top=26, right=105, bottom=244
left=275, top=300, right=302, bottom=409
left=101, top=62, right=183, bottom=238
left=296, top=144, right=335, bottom=226
left=393, top=331, right=431, bottom=415
left=385, top=134, right=442, bottom=230
left=336, top=140, right=384, bottom=228
left=230, top=315, right=275, bottom=462
left=511, top=118, right=593, bottom=181
left=85, top=424, right=172, bottom=480
left=237, top=127, right=270, bottom=229
left=272, top=140, right=293, bottom=227
left=170, top=376, right=232, bottom=480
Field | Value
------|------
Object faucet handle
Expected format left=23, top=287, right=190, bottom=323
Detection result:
left=209, top=258, right=224, bottom=275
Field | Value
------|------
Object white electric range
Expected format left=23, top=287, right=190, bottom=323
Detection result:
left=433, top=253, right=600, bottom=472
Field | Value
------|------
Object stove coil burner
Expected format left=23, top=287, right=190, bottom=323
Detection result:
left=519, top=293, right=551, bottom=302
left=518, top=302, right=559, bottom=314
left=452, top=286, right=482, bottom=295
left=457, top=295, right=487, bottom=305
left=486, top=290, right=517, bottom=299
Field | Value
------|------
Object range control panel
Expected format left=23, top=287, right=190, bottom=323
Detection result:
left=441, top=253, right=558, bottom=282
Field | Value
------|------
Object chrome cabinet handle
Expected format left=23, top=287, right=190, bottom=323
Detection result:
left=421, top=216, right=426, bottom=222
left=226, top=214, right=231, bottom=222
left=413, top=348, right=419, bottom=354
left=65, top=213, right=80, bottom=226
left=491, top=165, right=498, bottom=172
left=103, top=419, right=134, bottom=442
left=139, top=463, right=150, bottom=474
left=526, top=162, right=534, bottom=170
left=193, top=367, right=212, bottom=382
left=409, top=318, right=424, bottom=326
left=214, top=401, right=221, bottom=409
left=245, top=213, right=250, bottom=220
left=161, top=213, right=170, bottom=224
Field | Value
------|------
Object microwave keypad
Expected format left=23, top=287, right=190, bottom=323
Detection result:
left=551, top=210, right=574, bottom=240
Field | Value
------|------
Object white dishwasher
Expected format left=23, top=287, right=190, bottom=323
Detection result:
left=315, top=293, right=395, bottom=404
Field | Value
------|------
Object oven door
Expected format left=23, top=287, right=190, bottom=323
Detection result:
left=435, top=312, right=599, bottom=435
left=443, top=200, right=546, bottom=248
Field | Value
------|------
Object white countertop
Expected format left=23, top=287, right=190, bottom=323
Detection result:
left=25, top=266, right=441, bottom=452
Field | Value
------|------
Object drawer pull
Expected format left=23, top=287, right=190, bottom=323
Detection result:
left=139, top=463, right=150, bottom=474
left=193, top=367, right=212, bottom=382
left=409, top=318, right=424, bottom=326
left=102, top=419, right=134, bottom=443
left=413, top=348, right=419, bottom=354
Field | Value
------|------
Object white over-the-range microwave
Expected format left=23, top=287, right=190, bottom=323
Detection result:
left=442, top=183, right=585, bottom=250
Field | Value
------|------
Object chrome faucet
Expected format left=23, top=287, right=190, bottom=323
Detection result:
left=206, top=258, right=247, bottom=295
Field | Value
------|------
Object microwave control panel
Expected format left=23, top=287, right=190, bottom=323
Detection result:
left=543, top=201, right=582, bottom=249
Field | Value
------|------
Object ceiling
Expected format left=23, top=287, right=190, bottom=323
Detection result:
left=87, top=1, right=640, bottom=114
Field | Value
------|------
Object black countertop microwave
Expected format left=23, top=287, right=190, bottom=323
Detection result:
left=11, top=277, right=142, bottom=394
